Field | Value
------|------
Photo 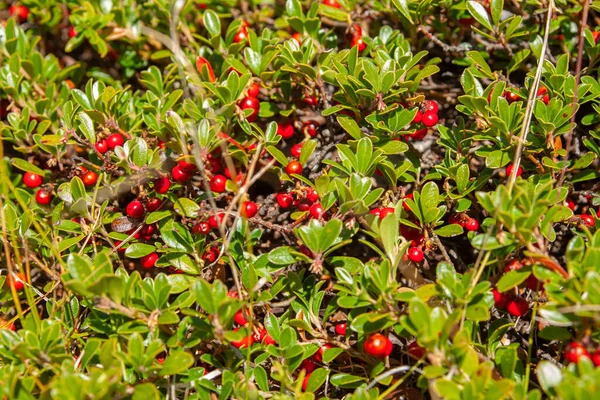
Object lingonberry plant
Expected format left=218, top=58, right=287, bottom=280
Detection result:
left=1, top=0, right=600, bottom=398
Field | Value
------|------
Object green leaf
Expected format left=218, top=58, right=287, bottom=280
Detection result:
left=490, top=0, right=504, bottom=26
left=391, top=0, right=413, bottom=23
left=435, top=224, right=464, bottom=237
left=159, top=350, right=195, bottom=376
left=124, top=243, right=156, bottom=259
left=496, top=269, right=530, bottom=292
left=268, top=247, right=296, bottom=265
left=467, top=1, right=493, bottom=31
left=77, top=112, right=95, bottom=144
left=203, top=10, right=221, bottom=38
left=173, top=198, right=200, bottom=218
left=330, top=373, right=367, bottom=388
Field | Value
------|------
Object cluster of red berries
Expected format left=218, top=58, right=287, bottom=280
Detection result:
left=238, top=82, right=260, bottom=122
left=448, top=213, right=480, bottom=232
left=407, top=99, right=439, bottom=140
left=228, top=292, right=276, bottom=349
left=95, top=133, right=125, bottom=154
left=492, top=86, right=550, bottom=106
left=563, top=341, right=600, bottom=367
left=276, top=187, right=323, bottom=219
left=9, top=3, right=29, bottom=22
left=492, top=288, right=529, bottom=317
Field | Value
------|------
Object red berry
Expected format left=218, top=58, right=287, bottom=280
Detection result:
left=146, top=198, right=162, bottom=212
left=379, top=207, right=395, bottom=220
left=277, top=121, right=295, bottom=139
left=292, top=32, right=302, bottom=45
left=23, top=172, right=43, bottom=188
left=492, top=288, right=510, bottom=309
left=403, top=193, right=413, bottom=212
left=464, top=218, right=479, bottom=232
left=370, top=208, right=382, bottom=217
left=95, top=140, right=109, bottom=154
left=525, top=274, right=544, bottom=291
left=503, top=91, right=521, bottom=103
left=407, top=247, right=424, bottom=263
left=580, top=214, right=595, bottom=227
left=210, top=174, right=227, bottom=193
left=300, top=359, right=317, bottom=373
left=231, top=328, right=255, bottom=348
left=305, top=188, right=319, bottom=203
left=323, top=0, right=341, bottom=8
left=247, top=82, right=260, bottom=97
left=172, top=165, right=190, bottom=183
left=299, top=245, right=314, bottom=258
left=536, top=87, right=550, bottom=105
left=192, top=221, right=211, bottom=235
left=178, top=160, right=197, bottom=173
left=412, top=110, right=423, bottom=124
left=241, top=201, right=258, bottom=218
left=592, top=31, right=600, bottom=44
left=423, top=100, right=439, bottom=114
left=208, top=213, right=225, bottom=229
left=140, top=224, right=156, bottom=237
left=506, top=297, right=529, bottom=317
left=335, top=323, right=347, bottom=336
left=233, top=28, right=249, bottom=44
left=351, top=36, right=367, bottom=52
left=407, top=341, right=426, bottom=359
left=6, top=273, right=26, bottom=291
left=82, top=171, right=98, bottom=187
left=409, top=128, right=428, bottom=140
left=154, top=177, right=171, bottom=194
left=239, top=96, right=260, bottom=122
left=421, top=111, right=438, bottom=127
left=35, top=189, right=52, bottom=205
left=302, top=373, right=311, bottom=392
left=364, top=333, right=393, bottom=358
left=565, top=199, right=576, bottom=211
left=286, top=161, right=303, bottom=176
left=506, top=163, right=522, bottom=177
left=302, top=121, right=319, bottom=137
left=106, top=133, right=124, bottom=150
left=126, top=200, right=145, bottom=218
left=309, top=203, right=324, bottom=219
left=448, top=213, right=463, bottom=226
left=295, top=199, right=312, bottom=212
left=592, top=349, right=600, bottom=367
left=202, top=247, right=219, bottom=263
left=68, top=26, right=77, bottom=38
left=276, top=193, right=294, bottom=209
left=313, top=343, right=333, bottom=362
left=234, top=310, right=248, bottom=325
left=9, top=5, right=28, bottom=21
left=290, top=143, right=303, bottom=158
left=302, top=95, right=318, bottom=107
left=564, top=342, right=591, bottom=364
left=195, top=56, right=216, bottom=82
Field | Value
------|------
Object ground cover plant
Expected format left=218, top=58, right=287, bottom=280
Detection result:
left=1, top=0, right=600, bottom=398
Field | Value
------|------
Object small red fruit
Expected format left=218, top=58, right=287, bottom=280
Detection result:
left=370, top=208, right=382, bottom=217
left=402, top=193, right=413, bottom=212
left=35, top=189, right=52, bottom=205
left=407, top=247, right=424, bottom=263
left=302, top=95, right=318, bottom=107
left=506, top=163, right=523, bottom=177
left=292, top=32, right=302, bottom=46
left=407, top=341, right=426, bottom=359
left=464, top=218, right=479, bottom=232
left=364, top=333, right=393, bottom=358
left=423, top=100, right=439, bottom=114
left=300, top=359, right=317, bottom=373
left=202, top=247, right=219, bottom=263
left=290, top=143, right=303, bottom=158
left=208, top=213, right=225, bottom=229
left=379, top=207, right=395, bottom=220
left=313, top=343, right=333, bottom=362
left=335, top=323, right=347, bottom=336
left=565, top=199, right=576, bottom=211
left=154, top=177, right=171, bottom=194
left=591, top=349, right=600, bottom=367
left=351, top=36, right=366, bottom=52
left=172, top=165, right=191, bottom=183
left=286, top=161, right=303, bottom=176
left=140, top=252, right=158, bottom=269
left=23, top=172, right=43, bottom=188
left=506, top=297, right=529, bottom=317
left=412, top=110, right=423, bottom=124
left=239, top=96, right=260, bottom=122
left=592, top=31, right=600, bottom=44
left=6, top=273, right=27, bottom=291
left=580, top=214, right=595, bottom=227
left=276, top=193, right=294, bottom=209
left=421, top=111, right=439, bottom=127
left=82, top=171, right=98, bottom=187
left=126, top=200, right=145, bottom=218
left=192, top=221, right=211, bottom=235
left=106, top=133, right=124, bottom=150
left=231, top=328, right=255, bottom=348
left=492, top=288, right=510, bottom=309
left=241, top=201, right=258, bottom=218
left=95, top=140, right=109, bottom=154
left=309, top=203, right=324, bottom=219
left=302, top=373, right=311, bottom=392
left=277, top=121, right=295, bottom=139
left=525, top=274, right=544, bottom=291
left=302, top=121, right=319, bottom=137
left=563, top=342, right=591, bottom=364
left=233, top=28, right=249, bottom=44
left=146, top=198, right=162, bottom=212
left=247, top=82, right=260, bottom=97
left=9, top=5, right=29, bottom=21
left=195, top=56, right=216, bottom=82
left=234, top=310, right=248, bottom=325
left=305, top=188, right=319, bottom=203
left=322, top=0, right=341, bottom=8
left=536, top=87, right=550, bottom=105
left=68, top=27, right=77, bottom=38
left=210, top=174, right=227, bottom=193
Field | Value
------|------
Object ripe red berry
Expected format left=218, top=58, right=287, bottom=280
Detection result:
left=106, top=133, right=124, bottom=150
left=140, top=224, right=157, bottom=238
left=421, top=111, right=439, bottom=127
left=592, top=349, right=600, bottom=367
left=82, top=171, right=98, bottom=187
left=146, top=197, right=162, bottom=212
left=125, top=200, right=145, bottom=218
left=68, top=26, right=77, bottom=38
left=231, top=328, right=255, bottom=348
left=403, top=193, right=413, bottom=212
left=370, top=208, right=382, bottom=217
left=592, top=31, right=600, bottom=44
left=302, top=373, right=311, bottom=392
left=302, top=121, right=319, bottom=137
left=412, top=110, right=423, bottom=124
left=364, top=333, right=393, bottom=358
left=208, top=213, right=225, bottom=229
left=35, top=189, right=52, bottom=205
left=247, top=82, right=260, bottom=97
left=192, top=221, right=211, bottom=235
left=379, top=207, right=395, bottom=220
left=234, top=310, right=248, bottom=325
left=290, top=143, right=303, bottom=158
left=506, top=297, right=529, bottom=317
left=286, top=161, right=303, bottom=176
left=172, top=165, right=191, bottom=183
left=565, top=199, right=576, bottom=211
left=351, top=36, right=367, bottom=52
left=276, top=193, right=294, bottom=209
left=503, top=90, right=521, bottom=103
left=322, top=0, right=341, bottom=8
left=536, top=87, right=550, bottom=105
left=423, top=100, right=439, bottom=114
left=154, top=177, right=171, bottom=194
left=305, top=188, right=319, bottom=203
left=506, top=163, right=523, bottom=177
left=241, top=201, right=258, bottom=218
left=239, top=96, right=260, bottom=122
left=300, top=359, right=317, bottom=373
left=302, top=95, right=318, bottom=107
left=277, top=121, right=295, bottom=139
left=296, top=199, right=312, bottom=212
left=313, top=343, right=334, bottom=363
left=407, top=341, right=426, bottom=359
left=262, top=332, right=277, bottom=346
left=6, top=273, right=26, bottom=291
left=492, top=288, right=510, bottom=309
left=335, top=323, right=347, bottom=336
left=23, top=172, right=43, bottom=188
left=407, top=247, right=424, bottom=263
left=210, top=174, right=227, bottom=193
left=202, top=247, right=219, bottom=263
left=9, top=4, right=28, bottom=21
left=563, top=342, right=591, bottom=364
left=233, top=28, right=249, bottom=44
left=309, top=203, right=324, bottom=219
left=292, top=32, right=302, bottom=45
left=580, top=214, right=595, bottom=227
left=525, top=274, right=544, bottom=291
left=95, top=140, right=109, bottom=154
left=178, top=160, right=197, bottom=173
left=464, top=218, right=479, bottom=232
